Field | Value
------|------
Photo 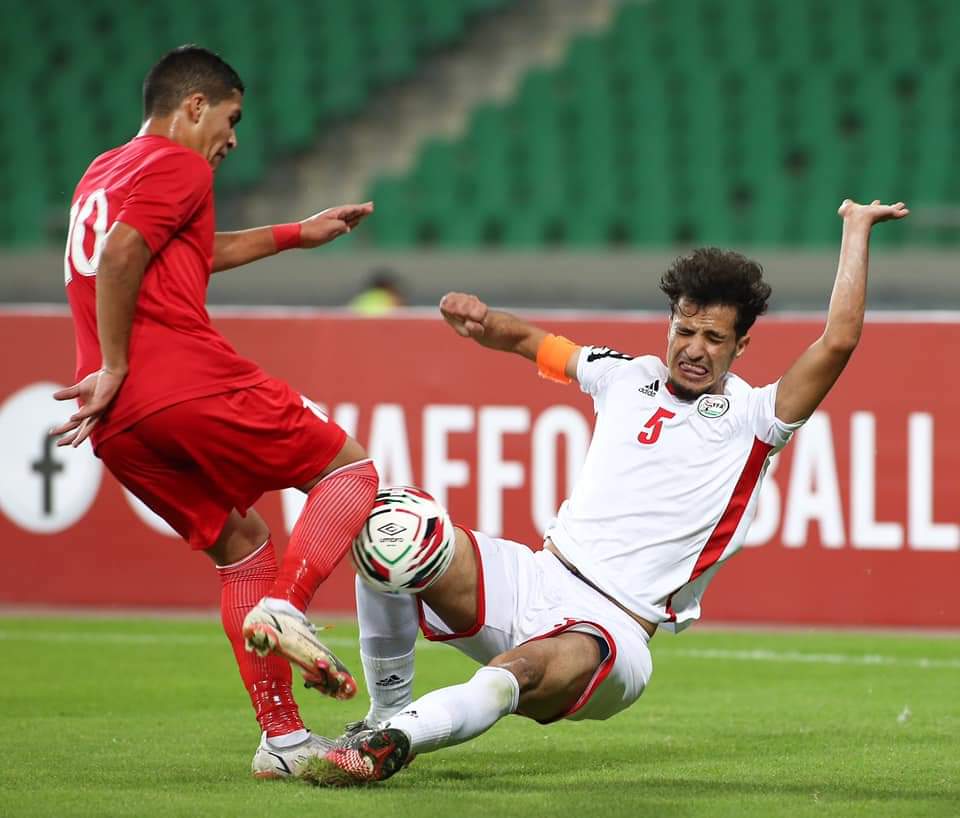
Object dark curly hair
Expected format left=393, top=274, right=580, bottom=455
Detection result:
left=659, top=247, right=772, bottom=338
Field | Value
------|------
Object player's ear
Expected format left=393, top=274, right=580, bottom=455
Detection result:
left=734, top=333, right=751, bottom=358
left=185, top=93, right=206, bottom=124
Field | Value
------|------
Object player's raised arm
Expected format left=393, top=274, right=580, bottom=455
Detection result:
left=439, top=292, right=582, bottom=382
left=775, top=199, right=909, bottom=424
left=211, top=202, right=374, bottom=272
left=52, top=222, right=153, bottom=446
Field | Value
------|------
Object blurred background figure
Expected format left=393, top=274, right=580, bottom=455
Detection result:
left=348, top=268, right=408, bottom=315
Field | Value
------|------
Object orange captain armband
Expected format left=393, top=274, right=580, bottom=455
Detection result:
left=536, top=334, right=577, bottom=384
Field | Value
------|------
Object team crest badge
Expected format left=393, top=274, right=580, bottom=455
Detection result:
left=697, top=395, right=729, bottom=418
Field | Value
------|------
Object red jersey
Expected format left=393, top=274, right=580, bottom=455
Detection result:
left=64, top=135, right=266, bottom=446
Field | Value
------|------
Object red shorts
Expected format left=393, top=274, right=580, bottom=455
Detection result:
left=98, top=377, right=346, bottom=550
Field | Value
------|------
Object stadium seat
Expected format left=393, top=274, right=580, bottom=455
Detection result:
left=1, top=0, right=515, bottom=247
left=368, top=0, right=960, bottom=248
left=6, top=0, right=956, bottom=250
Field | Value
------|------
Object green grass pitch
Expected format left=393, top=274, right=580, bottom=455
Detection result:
left=1, top=616, right=957, bottom=818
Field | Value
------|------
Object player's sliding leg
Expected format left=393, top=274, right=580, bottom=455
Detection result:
left=208, top=509, right=331, bottom=777
left=347, top=518, right=482, bottom=732
left=321, top=521, right=480, bottom=753
left=316, top=587, right=419, bottom=764
left=314, top=524, right=605, bottom=785
left=355, top=577, right=419, bottom=727
left=318, top=633, right=604, bottom=785
left=243, top=437, right=378, bottom=700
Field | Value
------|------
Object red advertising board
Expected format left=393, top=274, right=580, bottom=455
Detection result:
left=1, top=309, right=957, bottom=628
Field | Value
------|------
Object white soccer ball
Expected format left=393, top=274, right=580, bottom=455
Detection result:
left=351, top=486, right=456, bottom=594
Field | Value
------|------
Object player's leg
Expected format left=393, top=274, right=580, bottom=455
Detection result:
left=134, top=381, right=376, bottom=700
left=242, top=436, right=378, bottom=698
left=344, top=525, right=482, bottom=732
left=317, top=535, right=652, bottom=785
left=138, top=382, right=377, bottom=622
left=207, top=509, right=338, bottom=776
left=354, top=578, right=419, bottom=727
left=265, top=435, right=379, bottom=613
left=318, top=633, right=604, bottom=785
left=98, top=428, right=321, bottom=776
left=319, top=529, right=571, bottom=782
left=387, top=632, right=601, bottom=749
left=489, top=632, right=606, bottom=721
left=204, top=506, right=269, bottom=565
left=206, top=510, right=303, bottom=737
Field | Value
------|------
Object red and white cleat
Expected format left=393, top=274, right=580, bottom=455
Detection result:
left=242, top=600, right=357, bottom=701
left=309, top=728, right=411, bottom=787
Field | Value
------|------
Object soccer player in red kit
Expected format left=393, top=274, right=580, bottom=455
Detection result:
left=51, top=46, right=377, bottom=778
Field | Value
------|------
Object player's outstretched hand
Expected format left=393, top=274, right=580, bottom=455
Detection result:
left=50, top=369, right=126, bottom=448
left=838, top=199, right=909, bottom=226
left=440, top=292, right=488, bottom=339
left=299, top=202, right=374, bottom=248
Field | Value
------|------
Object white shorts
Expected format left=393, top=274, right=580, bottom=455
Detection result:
left=418, top=530, right=654, bottom=723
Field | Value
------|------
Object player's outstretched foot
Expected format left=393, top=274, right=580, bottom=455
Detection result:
left=302, top=727, right=411, bottom=787
left=331, top=719, right=418, bottom=767
left=242, top=600, right=357, bottom=700
left=251, top=731, right=335, bottom=780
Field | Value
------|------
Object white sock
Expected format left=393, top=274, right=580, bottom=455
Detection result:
left=265, top=728, right=310, bottom=748
left=262, top=597, right=306, bottom=620
left=355, top=577, right=419, bottom=723
left=361, top=649, right=416, bottom=724
left=384, top=666, right=520, bottom=754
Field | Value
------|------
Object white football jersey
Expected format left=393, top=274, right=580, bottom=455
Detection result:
left=544, top=347, right=803, bottom=632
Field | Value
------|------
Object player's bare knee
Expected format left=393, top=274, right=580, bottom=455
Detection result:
left=487, top=653, right=543, bottom=693
left=205, top=509, right=270, bottom=565
left=235, top=510, right=269, bottom=550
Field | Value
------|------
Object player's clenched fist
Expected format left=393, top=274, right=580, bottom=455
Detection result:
left=440, top=292, right=488, bottom=339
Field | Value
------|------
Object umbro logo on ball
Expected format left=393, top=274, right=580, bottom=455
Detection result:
left=376, top=522, right=407, bottom=536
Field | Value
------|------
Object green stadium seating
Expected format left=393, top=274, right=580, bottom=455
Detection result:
left=6, top=0, right=958, bottom=250
left=0, top=0, right=514, bottom=246
left=368, top=0, right=960, bottom=248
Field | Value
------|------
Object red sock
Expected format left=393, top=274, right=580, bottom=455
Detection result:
left=269, top=459, right=379, bottom=611
left=217, top=539, right=305, bottom=737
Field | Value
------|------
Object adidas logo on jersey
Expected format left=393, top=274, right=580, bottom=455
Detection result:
left=638, top=379, right=660, bottom=397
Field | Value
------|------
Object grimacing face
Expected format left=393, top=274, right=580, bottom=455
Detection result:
left=665, top=298, right=750, bottom=401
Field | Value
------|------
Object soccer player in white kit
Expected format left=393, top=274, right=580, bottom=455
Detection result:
left=316, top=199, right=908, bottom=785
